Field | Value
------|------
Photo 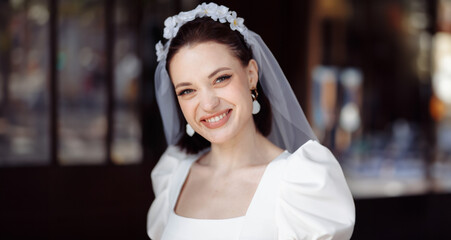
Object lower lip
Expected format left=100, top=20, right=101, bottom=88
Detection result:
left=201, top=110, right=232, bottom=129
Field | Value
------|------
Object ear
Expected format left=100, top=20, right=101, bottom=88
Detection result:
left=246, top=59, right=259, bottom=89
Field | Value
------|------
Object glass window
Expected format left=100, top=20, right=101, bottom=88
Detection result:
left=0, top=0, right=180, bottom=167
left=112, top=0, right=142, bottom=164
left=58, top=0, right=106, bottom=165
left=0, top=0, right=50, bottom=166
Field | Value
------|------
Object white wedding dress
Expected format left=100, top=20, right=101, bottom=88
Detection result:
left=147, top=140, right=355, bottom=240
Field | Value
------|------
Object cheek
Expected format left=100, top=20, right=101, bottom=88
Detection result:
left=178, top=100, right=196, bottom=122
left=222, top=79, right=252, bottom=109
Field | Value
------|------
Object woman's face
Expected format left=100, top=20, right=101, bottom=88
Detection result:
left=169, top=41, right=258, bottom=144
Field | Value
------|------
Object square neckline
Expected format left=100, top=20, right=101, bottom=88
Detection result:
left=171, top=149, right=289, bottom=221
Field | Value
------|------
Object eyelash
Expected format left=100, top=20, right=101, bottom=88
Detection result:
left=177, top=89, right=194, bottom=96
left=215, top=74, right=232, bottom=83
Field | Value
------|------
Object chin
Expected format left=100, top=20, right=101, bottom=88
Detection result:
left=199, top=129, right=237, bottom=145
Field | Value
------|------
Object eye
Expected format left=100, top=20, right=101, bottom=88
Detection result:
left=177, top=89, right=194, bottom=96
left=215, top=74, right=232, bottom=84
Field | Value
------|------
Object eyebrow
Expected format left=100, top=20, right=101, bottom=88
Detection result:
left=174, top=82, right=192, bottom=90
left=208, top=67, right=231, bottom=78
left=174, top=67, right=231, bottom=90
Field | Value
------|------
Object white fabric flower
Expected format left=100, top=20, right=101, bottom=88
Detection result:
left=197, top=2, right=208, bottom=17
left=226, top=11, right=237, bottom=23
left=163, top=28, right=172, bottom=39
left=216, top=5, right=229, bottom=23
left=164, top=16, right=176, bottom=28
left=163, top=17, right=177, bottom=39
left=177, top=10, right=196, bottom=23
left=227, top=11, right=245, bottom=32
left=193, top=4, right=203, bottom=15
left=205, top=3, right=218, bottom=18
left=155, top=41, right=167, bottom=62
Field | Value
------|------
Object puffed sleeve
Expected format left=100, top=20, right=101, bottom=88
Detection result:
left=276, top=140, right=355, bottom=240
left=147, top=146, right=185, bottom=240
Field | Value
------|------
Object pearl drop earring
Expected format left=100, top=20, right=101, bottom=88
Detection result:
left=251, top=88, right=260, bottom=114
left=186, top=123, right=195, bottom=137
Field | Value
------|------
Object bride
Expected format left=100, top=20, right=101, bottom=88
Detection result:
left=148, top=3, right=355, bottom=240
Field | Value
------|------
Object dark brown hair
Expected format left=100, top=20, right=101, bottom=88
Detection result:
left=165, top=17, right=272, bottom=154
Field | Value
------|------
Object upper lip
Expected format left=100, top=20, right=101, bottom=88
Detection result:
left=199, top=109, right=231, bottom=122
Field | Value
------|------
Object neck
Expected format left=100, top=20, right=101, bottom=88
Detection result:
left=201, top=124, right=282, bottom=171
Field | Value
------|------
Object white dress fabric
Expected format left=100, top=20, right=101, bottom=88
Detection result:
left=147, top=140, right=355, bottom=240
left=162, top=211, right=245, bottom=240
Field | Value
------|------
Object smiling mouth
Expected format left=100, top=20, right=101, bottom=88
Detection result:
left=200, top=109, right=232, bottom=128
left=205, top=110, right=229, bottom=123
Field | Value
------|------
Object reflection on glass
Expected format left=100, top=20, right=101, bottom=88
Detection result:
left=0, top=0, right=50, bottom=166
left=58, top=0, right=106, bottom=165
left=308, top=0, right=441, bottom=197
left=112, top=0, right=142, bottom=164
left=342, top=121, right=428, bottom=198
left=311, top=66, right=338, bottom=145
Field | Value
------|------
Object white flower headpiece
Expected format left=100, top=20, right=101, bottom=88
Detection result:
left=155, top=2, right=249, bottom=62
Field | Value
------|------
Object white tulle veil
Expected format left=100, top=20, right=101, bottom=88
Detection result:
left=154, top=2, right=317, bottom=153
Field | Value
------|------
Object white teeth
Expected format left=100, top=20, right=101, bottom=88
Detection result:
left=206, top=112, right=228, bottom=123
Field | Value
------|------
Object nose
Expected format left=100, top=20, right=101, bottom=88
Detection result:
left=199, top=90, right=220, bottom=112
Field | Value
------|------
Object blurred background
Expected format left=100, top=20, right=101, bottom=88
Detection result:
left=0, top=0, right=450, bottom=239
